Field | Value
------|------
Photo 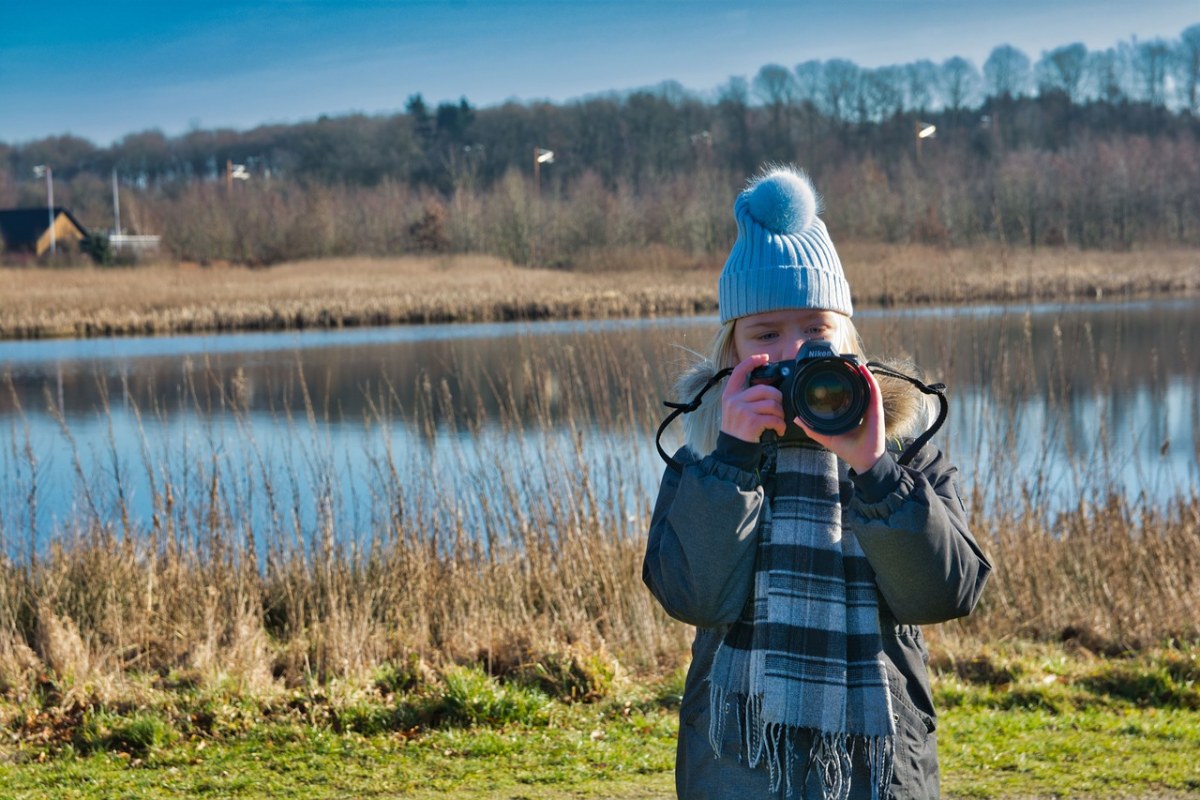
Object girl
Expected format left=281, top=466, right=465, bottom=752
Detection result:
left=643, top=166, right=991, bottom=800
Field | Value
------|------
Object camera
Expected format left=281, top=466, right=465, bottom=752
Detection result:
left=748, top=339, right=871, bottom=437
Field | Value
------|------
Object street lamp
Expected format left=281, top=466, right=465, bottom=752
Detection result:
left=530, top=147, right=556, bottom=265
left=225, top=160, right=250, bottom=192
left=533, top=147, right=554, bottom=195
left=32, top=164, right=56, bottom=255
left=914, top=121, right=936, bottom=159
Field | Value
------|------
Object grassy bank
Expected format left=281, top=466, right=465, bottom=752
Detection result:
left=2, top=256, right=1198, bottom=795
left=2, top=643, right=1199, bottom=798
left=1, top=244, right=1197, bottom=339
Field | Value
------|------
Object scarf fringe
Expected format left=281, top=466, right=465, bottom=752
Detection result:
left=710, top=682, right=895, bottom=799
left=705, top=445, right=896, bottom=798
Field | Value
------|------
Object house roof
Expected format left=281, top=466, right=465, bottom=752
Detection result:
left=0, top=207, right=90, bottom=250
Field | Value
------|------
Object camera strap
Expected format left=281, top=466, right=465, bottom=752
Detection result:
left=655, top=367, right=734, bottom=473
left=863, top=362, right=948, bottom=467
left=655, top=364, right=947, bottom=474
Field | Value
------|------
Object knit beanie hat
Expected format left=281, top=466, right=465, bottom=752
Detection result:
left=718, top=166, right=852, bottom=323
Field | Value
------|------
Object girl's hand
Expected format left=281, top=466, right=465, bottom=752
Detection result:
left=720, top=354, right=787, bottom=443
left=795, top=365, right=886, bottom=474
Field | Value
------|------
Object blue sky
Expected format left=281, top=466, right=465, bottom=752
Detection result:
left=2, top=0, right=1197, bottom=146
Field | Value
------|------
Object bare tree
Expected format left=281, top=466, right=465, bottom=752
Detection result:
left=905, top=59, right=941, bottom=111
left=861, top=66, right=906, bottom=121
left=1178, top=24, right=1200, bottom=113
left=1037, top=43, right=1089, bottom=102
left=754, top=63, right=797, bottom=108
left=791, top=61, right=826, bottom=168
left=1087, top=47, right=1129, bottom=103
left=984, top=45, right=1032, bottom=98
left=822, top=59, right=861, bottom=121
left=716, top=76, right=755, bottom=174
left=753, top=63, right=798, bottom=154
left=1133, top=38, right=1172, bottom=105
left=793, top=60, right=824, bottom=107
left=940, top=57, right=982, bottom=113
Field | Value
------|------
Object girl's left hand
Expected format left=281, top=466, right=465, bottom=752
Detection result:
left=794, top=365, right=886, bottom=474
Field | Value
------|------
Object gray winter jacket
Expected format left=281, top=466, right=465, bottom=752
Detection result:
left=643, top=381, right=991, bottom=799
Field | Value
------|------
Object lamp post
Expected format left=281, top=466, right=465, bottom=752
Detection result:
left=33, top=165, right=56, bottom=255
left=225, top=160, right=250, bottom=192
left=531, top=148, right=555, bottom=266
left=914, top=121, right=937, bottom=160
left=533, top=147, right=554, bottom=195
left=112, top=168, right=122, bottom=236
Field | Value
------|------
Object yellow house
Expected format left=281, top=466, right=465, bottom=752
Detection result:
left=0, top=207, right=89, bottom=257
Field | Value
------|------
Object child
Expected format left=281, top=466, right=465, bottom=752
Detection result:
left=643, top=165, right=991, bottom=800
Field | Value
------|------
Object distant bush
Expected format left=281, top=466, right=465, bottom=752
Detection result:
left=81, top=231, right=112, bottom=265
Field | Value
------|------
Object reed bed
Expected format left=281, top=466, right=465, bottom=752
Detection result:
left=0, top=339, right=684, bottom=706
left=949, top=492, right=1200, bottom=653
left=0, top=305, right=1197, bottom=716
left=0, top=254, right=716, bottom=340
left=1, top=245, right=1197, bottom=340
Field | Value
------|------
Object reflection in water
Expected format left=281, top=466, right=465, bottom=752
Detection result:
left=1, top=299, right=1196, bottom=549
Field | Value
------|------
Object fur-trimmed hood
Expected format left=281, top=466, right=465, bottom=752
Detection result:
left=674, top=355, right=938, bottom=448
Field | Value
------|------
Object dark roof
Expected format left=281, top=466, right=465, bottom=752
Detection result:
left=0, top=207, right=89, bottom=250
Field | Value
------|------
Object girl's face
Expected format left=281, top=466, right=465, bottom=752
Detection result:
left=732, top=308, right=845, bottom=364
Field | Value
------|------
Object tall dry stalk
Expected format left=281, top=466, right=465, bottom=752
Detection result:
left=0, top=313, right=1197, bottom=704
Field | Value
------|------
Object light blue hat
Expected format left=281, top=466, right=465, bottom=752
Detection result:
left=718, top=166, right=852, bottom=323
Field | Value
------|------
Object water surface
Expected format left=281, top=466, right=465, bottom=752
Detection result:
left=2, top=298, right=1196, bottom=550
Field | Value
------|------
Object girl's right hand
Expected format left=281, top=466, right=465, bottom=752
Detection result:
left=719, top=354, right=787, bottom=443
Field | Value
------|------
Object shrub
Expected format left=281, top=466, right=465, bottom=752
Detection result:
left=81, top=232, right=113, bottom=266
left=1081, top=663, right=1200, bottom=709
left=374, top=654, right=432, bottom=696
left=75, top=711, right=176, bottom=757
left=426, top=666, right=550, bottom=727
left=514, top=648, right=618, bottom=704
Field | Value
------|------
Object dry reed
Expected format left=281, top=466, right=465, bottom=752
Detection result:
left=0, top=339, right=685, bottom=706
left=1, top=245, right=1197, bottom=340
left=946, top=492, right=1200, bottom=653
left=0, top=302, right=1198, bottom=709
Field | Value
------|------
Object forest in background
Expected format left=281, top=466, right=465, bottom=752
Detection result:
left=2, top=27, right=1199, bottom=265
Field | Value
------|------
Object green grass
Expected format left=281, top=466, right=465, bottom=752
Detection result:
left=934, top=645, right=1200, bottom=798
left=3, top=646, right=1200, bottom=799
left=0, top=705, right=678, bottom=799
left=942, top=707, right=1200, bottom=798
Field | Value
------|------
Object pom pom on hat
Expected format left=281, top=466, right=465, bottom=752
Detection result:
left=744, top=167, right=818, bottom=234
left=718, top=165, right=852, bottom=323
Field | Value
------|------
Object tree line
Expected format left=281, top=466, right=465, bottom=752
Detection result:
left=1, top=27, right=1198, bottom=265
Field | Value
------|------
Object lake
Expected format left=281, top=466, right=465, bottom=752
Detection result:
left=1, top=298, right=1196, bottom=553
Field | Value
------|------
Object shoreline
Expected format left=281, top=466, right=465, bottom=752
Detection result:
left=1, top=245, right=1197, bottom=341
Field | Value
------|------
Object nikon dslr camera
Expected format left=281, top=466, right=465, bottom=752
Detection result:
left=748, top=339, right=870, bottom=437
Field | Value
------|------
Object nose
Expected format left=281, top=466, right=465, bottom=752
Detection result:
left=781, top=336, right=808, bottom=360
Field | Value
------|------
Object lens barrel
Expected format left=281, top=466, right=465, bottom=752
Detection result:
left=788, top=357, right=870, bottom=436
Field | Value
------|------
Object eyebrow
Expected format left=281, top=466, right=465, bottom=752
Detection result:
left=741, top=314, right=832, bottom=331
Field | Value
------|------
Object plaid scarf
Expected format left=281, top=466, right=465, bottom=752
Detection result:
left=707, top=443, right=894, bottom=799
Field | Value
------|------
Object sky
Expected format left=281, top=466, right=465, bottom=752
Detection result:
left=2, top=0, right=1197, bottom=146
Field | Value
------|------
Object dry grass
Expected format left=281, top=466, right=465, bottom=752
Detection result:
left=940, top=493, right=1200, bottom=655
left=1, top=245, right=1197, bottom=339
left=2, top=352, right=1199, bottom=709
left=0, top=278, right=1197, bottom=715
left=841, top=243, right=1200, bottom=306
left=0, top=341, right=685, bottom=706
left=0, top=254, right=716, bottom=339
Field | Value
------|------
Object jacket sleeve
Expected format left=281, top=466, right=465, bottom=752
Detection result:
left=848, top=443, right=992, bottom=625
left=642, top=437, right=766, bottom=628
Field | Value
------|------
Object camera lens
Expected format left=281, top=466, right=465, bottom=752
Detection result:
left=803, top=371, right=854, bottom=418
left=791, top=359, right=869, bottom=436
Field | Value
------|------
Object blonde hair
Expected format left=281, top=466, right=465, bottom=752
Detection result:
left=677, top=314, right=864, bottom=456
